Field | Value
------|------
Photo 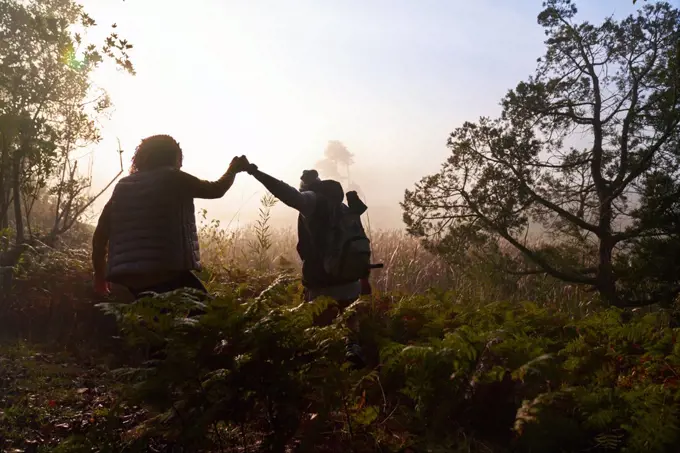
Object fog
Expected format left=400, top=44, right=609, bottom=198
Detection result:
left=81, top=0, right=638, bottom=231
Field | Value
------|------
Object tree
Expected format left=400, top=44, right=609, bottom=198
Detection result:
left=314, top=156, right=342, bottom=180
left=314, top=140, right=368, bottom=198
left=316, top=140, right=355, bottom=184
left=0, top=0, right=133, bottom=247
left=402, top=0, right=680, bottom=307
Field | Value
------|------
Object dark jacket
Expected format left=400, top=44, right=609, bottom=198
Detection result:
left=105, top=168, right=200, bottom=282
left=93, top=163, right=238, bottom=290
left=296, top=193, right=338, bottom=289
left=248, top=168, right=358, bottom=290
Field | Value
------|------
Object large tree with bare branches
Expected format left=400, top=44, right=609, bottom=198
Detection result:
left=402, top=0, right=680, bottom=307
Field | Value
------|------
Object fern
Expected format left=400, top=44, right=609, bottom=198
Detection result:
left=92, top=283, right=680, bottom=452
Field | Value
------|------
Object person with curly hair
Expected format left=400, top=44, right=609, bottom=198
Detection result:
left=92, top=134, right=248, bottom=299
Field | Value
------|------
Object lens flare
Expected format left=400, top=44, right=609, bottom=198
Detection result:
left=61, top=46, right=85, bottom=71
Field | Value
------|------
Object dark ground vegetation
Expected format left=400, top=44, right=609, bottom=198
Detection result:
left=1, top=249, right=680, bottom=452
left=2, top=0, right=680, bottom=451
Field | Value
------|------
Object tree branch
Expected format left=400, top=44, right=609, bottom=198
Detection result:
left=505, top=266, right=597, bottom=276
left=464, top=139, right=601, bottom=235
left=458, top=188, right=597, bottom=285
left=607, top=117, right=680, bottom=204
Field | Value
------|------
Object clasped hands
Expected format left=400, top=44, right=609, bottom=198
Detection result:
left=229, top=155, right=255, bottom=174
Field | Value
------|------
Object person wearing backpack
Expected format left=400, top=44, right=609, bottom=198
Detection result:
left=240, top=159, right=373, bottom=368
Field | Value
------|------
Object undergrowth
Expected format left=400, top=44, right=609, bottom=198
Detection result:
left=74, top=281, right=680, bottom=452
left=0, top=247, right=677, bottom=452
left=196, top=220, right=591, bottom=312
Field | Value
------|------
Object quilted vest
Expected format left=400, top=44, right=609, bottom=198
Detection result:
left=105, top=167, right=201, bottom=281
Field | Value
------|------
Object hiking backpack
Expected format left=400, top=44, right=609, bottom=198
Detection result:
left=321, top=198, right=373, bottom=283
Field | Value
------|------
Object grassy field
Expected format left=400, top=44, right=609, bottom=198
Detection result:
left=0, top=226, right=676, bottom=452
left=198, top=221, right=594, bottom=314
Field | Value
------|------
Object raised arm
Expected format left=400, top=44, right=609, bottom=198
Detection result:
left=173, top=156, right=243, bottom=199
left=246, top=164, right=316, bottom=216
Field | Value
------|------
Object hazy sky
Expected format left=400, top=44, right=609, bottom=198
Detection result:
left=81, top=0, right=644, bottom=229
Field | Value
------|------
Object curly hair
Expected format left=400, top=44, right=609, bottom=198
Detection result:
left=130, top=135, right=183, bottom=174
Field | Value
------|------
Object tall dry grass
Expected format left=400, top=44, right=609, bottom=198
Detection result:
left=198, top=211, right=597, bottom=314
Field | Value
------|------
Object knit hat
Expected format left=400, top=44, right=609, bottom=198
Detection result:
left=300, top=169, right=321, bottom=190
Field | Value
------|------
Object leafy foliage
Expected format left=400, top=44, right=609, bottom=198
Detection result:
left=2, top=1, right=680, bottom=452
left=402, top=0, right=680, bottom=307
left=90, top=281, right=680, bottom=452
left=249, top=193, right=279, bottom=272
left=2, top=244, right=680, bottom=452
left=0, top=0, right=133, bottom=252
left=0, top=342, right=144, bottom=453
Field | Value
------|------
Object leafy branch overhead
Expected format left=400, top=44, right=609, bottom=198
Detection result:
left=0, top=0, right=134, bottom=254
left=402, top=0, right=680, bottom=307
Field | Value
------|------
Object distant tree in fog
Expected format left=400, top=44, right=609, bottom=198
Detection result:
left=314, top=157, right=342, bottom=180
left=324, top=140, right=354, bottom=167
left=315, top=140, right=358, bottom=190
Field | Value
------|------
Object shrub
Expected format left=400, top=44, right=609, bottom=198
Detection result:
left=97, top=282, right=680, bottom=453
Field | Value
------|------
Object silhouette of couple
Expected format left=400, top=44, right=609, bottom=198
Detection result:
left=92, top=134, right=372, bottom=366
